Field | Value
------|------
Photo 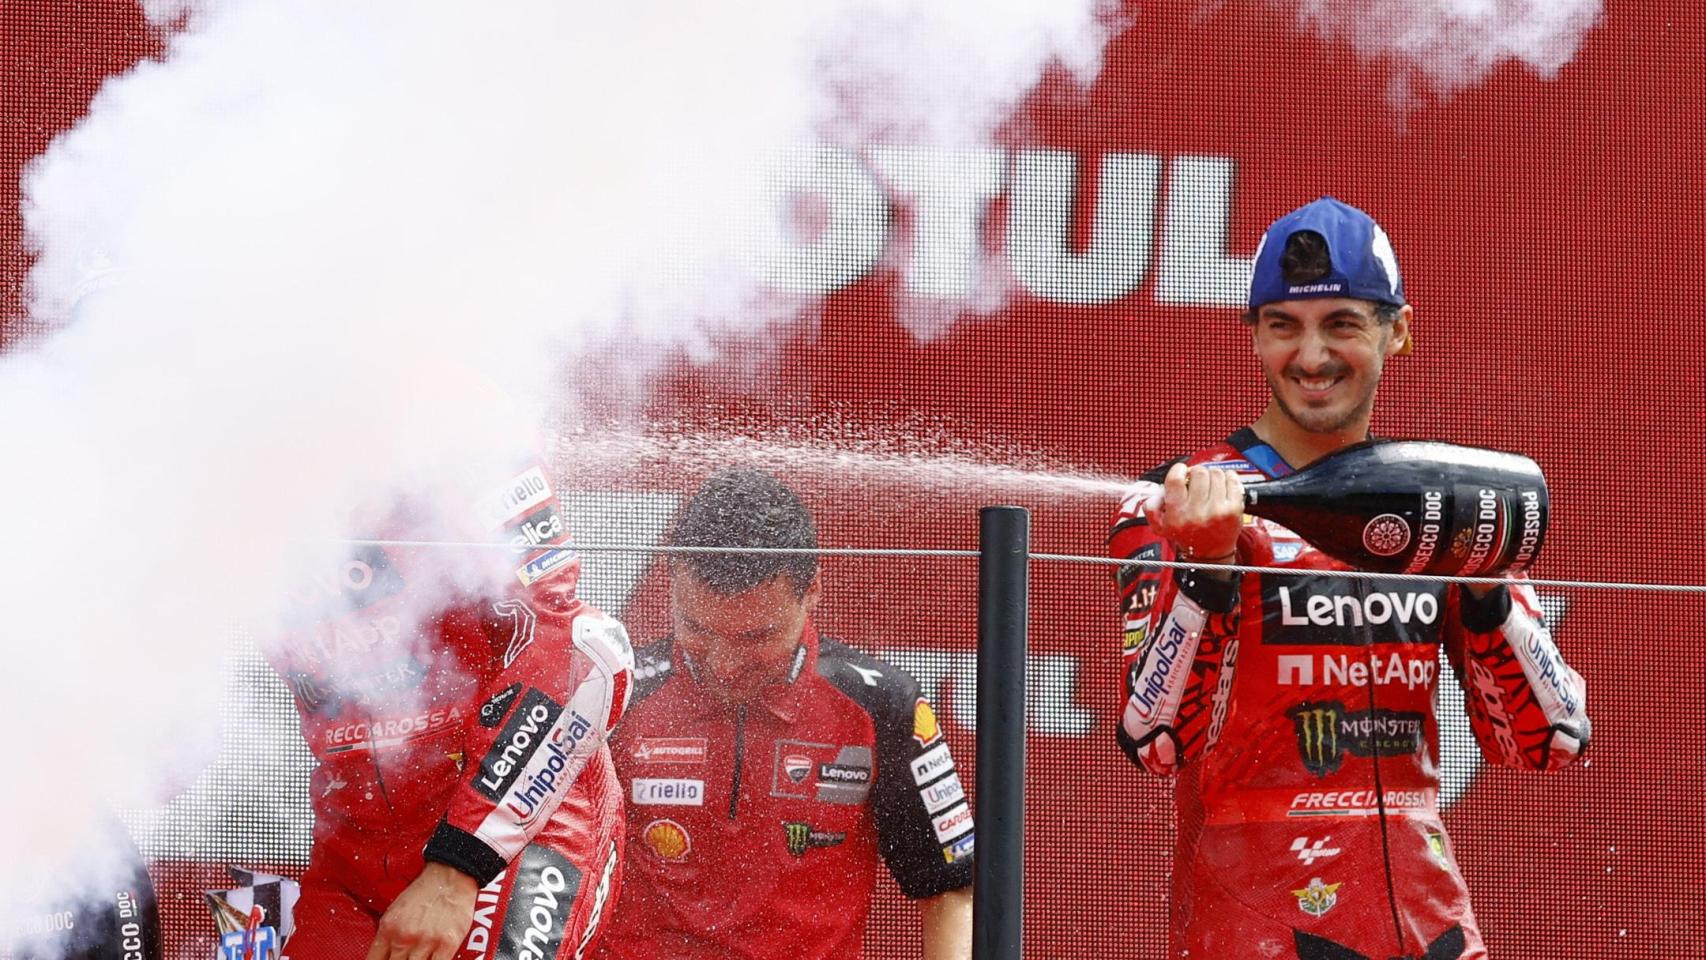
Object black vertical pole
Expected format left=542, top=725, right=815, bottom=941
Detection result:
left=974, top=506, right=1028, bottom=960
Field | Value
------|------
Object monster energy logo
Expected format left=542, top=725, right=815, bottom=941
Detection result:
left=1288, top=701, right=1425, bottom=777
left=1291, top=704, right=1343, bottom=776
left=783, top=821, right=846, bottom=857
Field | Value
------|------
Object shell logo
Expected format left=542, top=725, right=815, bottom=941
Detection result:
left=912, top=698, right=941, bottom=747
left=643, top=818, right=691, bottom=862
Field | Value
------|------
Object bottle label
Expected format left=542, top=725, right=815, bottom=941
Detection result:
left=1360, top=514, right=1412, bottom=557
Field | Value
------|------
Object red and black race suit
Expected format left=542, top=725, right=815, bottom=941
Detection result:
left=271, top=462, right=634, bottom=960
left=1109, top=429, right=1590, bottom=960
left=593, top=624, right=973, bottom=960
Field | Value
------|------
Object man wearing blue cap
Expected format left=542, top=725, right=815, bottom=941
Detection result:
left=1107, top=198, right=1589, bottom=959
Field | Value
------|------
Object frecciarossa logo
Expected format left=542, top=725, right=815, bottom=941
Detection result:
left=1262, top=575, right=1445, bottom=647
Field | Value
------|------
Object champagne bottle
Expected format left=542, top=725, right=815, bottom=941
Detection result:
left=1242, top=440, right=1549, bottom=576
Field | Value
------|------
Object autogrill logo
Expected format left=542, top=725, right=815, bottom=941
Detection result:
left=633, top=738, right=707, bottom=763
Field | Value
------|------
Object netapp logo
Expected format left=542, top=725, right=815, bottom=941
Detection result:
left=1276, top=653, right=1437, bottom=691
left=476, top=689, right=564, bottom=801
left=495, top=846, right=582, bottom=960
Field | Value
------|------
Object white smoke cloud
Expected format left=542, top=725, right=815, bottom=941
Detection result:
left=1274, top=0, right=1603, bottom=99
left=1, top=0, right=1114, bottom=912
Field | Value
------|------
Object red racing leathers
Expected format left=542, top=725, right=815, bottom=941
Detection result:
left=1110, top=430, right=1590, bottom=960
left=272, top=462, right=635, bottom=960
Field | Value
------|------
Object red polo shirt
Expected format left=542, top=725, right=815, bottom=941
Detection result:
left=593, top=623, right=973, bottom=960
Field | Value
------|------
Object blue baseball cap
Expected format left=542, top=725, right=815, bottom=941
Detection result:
left=1247, top=197, right=1404, bottom=309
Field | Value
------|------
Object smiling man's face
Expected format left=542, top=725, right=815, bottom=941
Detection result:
left=1252, top=297, right=1410, bottom=435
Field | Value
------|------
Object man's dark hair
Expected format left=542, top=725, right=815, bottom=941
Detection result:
left=668, top=469, right=818, bottom=596
left=1243, top=229, right=1401, bottom=325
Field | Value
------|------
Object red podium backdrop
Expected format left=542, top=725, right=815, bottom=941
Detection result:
left=4, top=2, right=1702, bottom=957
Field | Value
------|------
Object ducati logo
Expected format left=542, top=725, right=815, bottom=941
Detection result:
left=783, top=754, right=812, bottom=784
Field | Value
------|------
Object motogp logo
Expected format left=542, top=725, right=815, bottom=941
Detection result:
left=1289, top=835, right=1341, bottom=866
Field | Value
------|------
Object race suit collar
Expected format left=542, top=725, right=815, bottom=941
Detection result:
left=1227, top=427, right=1296, bottom=478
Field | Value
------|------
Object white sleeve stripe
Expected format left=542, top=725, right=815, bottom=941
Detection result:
left=1124, top=593, right=1206, bottom=736
left=472, top=665, right=613, bottom=861
left=1503, top=606, right=1586, bottom=723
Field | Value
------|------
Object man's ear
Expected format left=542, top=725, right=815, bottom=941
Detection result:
left=1390, top=305, right=1415, bottom=356
left=802, top=573, right=824, bottom=613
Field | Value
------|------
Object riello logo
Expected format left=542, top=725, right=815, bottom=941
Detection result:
left=755, top=145, right=1252, bottom=307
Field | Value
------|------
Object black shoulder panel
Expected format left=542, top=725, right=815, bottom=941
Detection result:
left=814, top=636, right=920, bottom=727
left=815, top=636, right=974, bottom=900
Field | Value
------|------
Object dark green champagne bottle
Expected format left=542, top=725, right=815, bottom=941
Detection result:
left=1243, top=440, right=1548, bottom=576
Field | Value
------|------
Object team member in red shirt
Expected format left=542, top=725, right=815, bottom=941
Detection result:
left=1109, top=198, right=1590, bottom=960
left=273, top=455, right=635, bottom=960
left=594, top=470, right=973, bottom=960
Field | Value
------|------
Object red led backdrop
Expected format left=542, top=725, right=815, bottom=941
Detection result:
left=3, top=2, right=1701, bottom=957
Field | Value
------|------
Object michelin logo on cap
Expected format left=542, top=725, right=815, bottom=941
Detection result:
left=1247, top=196, right=1404, bottom=309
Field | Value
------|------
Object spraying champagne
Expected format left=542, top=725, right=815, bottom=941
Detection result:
left=1240, top=440, right=1549, bottom=576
